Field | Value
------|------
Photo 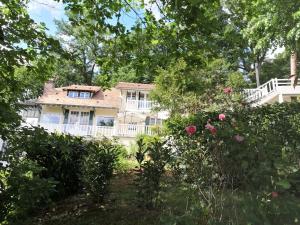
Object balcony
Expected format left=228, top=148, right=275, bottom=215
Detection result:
left=244, top=78, right=300, bottom=106
left=124, top=99, right=154, bottom=111
left=38, top=123, right=157, bottom=138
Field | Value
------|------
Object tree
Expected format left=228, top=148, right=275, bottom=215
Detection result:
left=151, top=58, right=247, bottom=114
left=0, top=0, right=60, bottom=137
left=235, top=0, right=300, bottom=86
left=254, top=52, right=290, bottom=84
left=53, top=16, right=105, bottom=86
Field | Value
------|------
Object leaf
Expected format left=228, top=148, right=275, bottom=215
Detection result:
left=276, top=180, right=291, bottom=189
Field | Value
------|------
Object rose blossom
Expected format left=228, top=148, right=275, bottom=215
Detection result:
left=223, top=87, right=232, bottom=94
left=210, top=126, right=217, bottom=135
left=271, top=191, right=278, bottom=198
left=185, top=125, right=197, bottom=136
left=218, top=113, right=226, bottom=121
left=234, top=134, right=245, bottom=142
left=205, top=124, right=217, bottom=135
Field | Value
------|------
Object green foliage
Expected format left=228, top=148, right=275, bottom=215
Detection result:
left=53, top=17, right=104, bottom=86
left=0, top=1, right=60, bottom=139
left=81, top=138, right=122, bottom=203
left=259, top=52, right=290, bottom=84
left=151, top=58, right=247, bottom=114
left=136, top=135, right=172, bottom=209
left=4, top=127, right=86, bottom=198
left=163, top=102, right=300, bottom=223
left=0, top=159, right=56, bottom=224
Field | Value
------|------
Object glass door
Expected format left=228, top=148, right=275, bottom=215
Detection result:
left=67, top=111, right=90, bottom=136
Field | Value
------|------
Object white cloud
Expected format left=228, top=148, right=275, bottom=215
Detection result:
left=27, top=0, right=64, bottom=18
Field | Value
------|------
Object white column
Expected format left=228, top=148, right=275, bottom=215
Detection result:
left=278, top=93, right=284, bottom=103
left=113, top=120, right=118, bottom=137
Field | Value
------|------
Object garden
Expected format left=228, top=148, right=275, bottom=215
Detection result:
left=2, top=0, right=300, bottom=224
left=1, top=100, right=300, bottom=225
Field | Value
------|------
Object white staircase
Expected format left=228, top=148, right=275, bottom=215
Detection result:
left=244, top=78, right=300, bottom=106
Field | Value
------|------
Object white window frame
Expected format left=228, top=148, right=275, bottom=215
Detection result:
left=79, top=92, right=91, bottom=99
left=126, top=91, right=137, bottom=101
left=68, top=110, right=90, bottom=125
left=68, top=91, right=79, bottom=98
left=138, top=91, right=149, bottom=101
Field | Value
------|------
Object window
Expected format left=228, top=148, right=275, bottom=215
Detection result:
left=68, top=91, right=91, bottom=99
left=80, top=112, right=90, bottom=125
left=41, top=114, right=60, bottom=124
left=139, top=92, right=148, bottom=101
left=126, top=91, right=136, bottom=100
left=79, top=92, right=91, bottom=99
left=69, top=111, right=90, bottom=125
left=96, top=117, right=114, bottom=126
left=68, top=91, right=79, bottom=98
left=69, top=111, right=79, bottom=124
left=147, top=117, right=163, bottom=125
left=21, top=107, right=39, bottom=118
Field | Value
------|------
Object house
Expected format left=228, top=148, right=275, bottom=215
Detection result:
left=245, top=78, right=300, bottom=106
left=19, top=77, right=300, bottom=147
left=21, top=80, right=168, bottom=146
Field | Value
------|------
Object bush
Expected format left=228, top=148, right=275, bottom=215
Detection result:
left=166, top=102, right=300, bottom=192
left=4, top=126, right=86, bottom=199
left=0, top=159, right=56, bottom=224
left=81, top=138, right=122, bottom=203
left=163, top=102, right=300, bottom=223
left=136, top=135, right=172, bottom=209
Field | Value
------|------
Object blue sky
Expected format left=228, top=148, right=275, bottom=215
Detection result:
left=27, top=0, right=158, bottom=35
left=28, top=0, right=66, bottom=35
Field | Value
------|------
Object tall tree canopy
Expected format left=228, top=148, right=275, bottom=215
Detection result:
left=0, top=0, right=60, bottom=136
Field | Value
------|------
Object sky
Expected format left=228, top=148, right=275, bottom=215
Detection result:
left=27, top=0, right=161, bottom=35
left=27, top=0, right=66, bottom=35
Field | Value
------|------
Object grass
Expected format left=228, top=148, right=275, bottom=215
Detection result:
left=22, top=172, right=161, bottom=225
left=20, top=167, right=300, bottom=225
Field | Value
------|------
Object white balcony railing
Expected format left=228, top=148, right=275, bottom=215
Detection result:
left=125, top=99, right=154, bottom=111
left=38, top=123, right=157, bottom=138
left=244, top=78, right=300, bottom=103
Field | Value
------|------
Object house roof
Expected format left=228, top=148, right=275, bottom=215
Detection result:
left=62, top=85, right=101, bottom=92
left=37, top=87, right=121, bottom=109
left=115, top=82, right=155, bottom=91
left=36, top=81, right=155, bottom=109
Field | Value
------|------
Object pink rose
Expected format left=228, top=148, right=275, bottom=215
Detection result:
left=205, top=124, right=217, bottom=135
left=224, top=87, right=232, bottom=94
left=218, top=113, right=226, bottom=121
left=210, top=126, right=217, bottom=135
left=234, top=135, right=244, bottom=142
left=271, top=191, right=278, bottom=198
left=185, top=125, right=197, bottom=136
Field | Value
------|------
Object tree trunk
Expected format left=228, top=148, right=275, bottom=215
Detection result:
left=290, top=51, right=298, bottom=88
left=255, top=61, right=261, bottom=87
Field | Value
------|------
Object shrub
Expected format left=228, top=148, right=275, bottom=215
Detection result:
left=0, top=159, right=56, bottom=224
left=166, top=103, right=300, bottom=192
left=163, top=102, right=300, bottom=223
left=4, top=126, right=86, bottom=199
left=136, top=135, right=172, bottom=209
left=81, top=138, right=122, bottom=203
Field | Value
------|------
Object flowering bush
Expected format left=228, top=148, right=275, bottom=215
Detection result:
left=167, top=103, right=300, bottom=191
left=164, top=102, right=300, bottom=223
